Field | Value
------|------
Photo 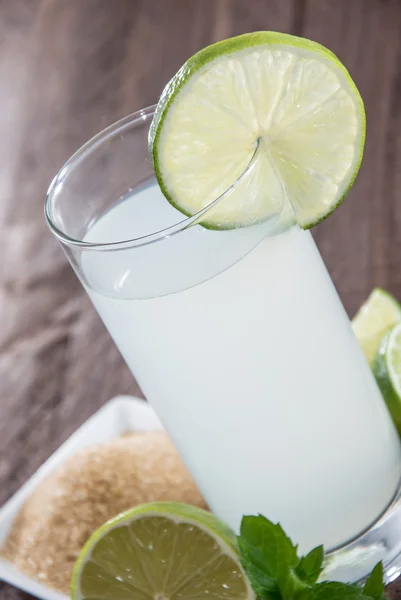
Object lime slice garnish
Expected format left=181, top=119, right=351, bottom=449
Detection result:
left=71, top=502, right=255, bottom=600
left=352, top=288, right=401, bottom=365
left=373, top=323, right=401, bottom=434
left=149, top=32, right=365, bottom=229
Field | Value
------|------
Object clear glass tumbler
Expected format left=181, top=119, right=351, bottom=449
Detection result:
left=46, top=106, right=401, bottom=584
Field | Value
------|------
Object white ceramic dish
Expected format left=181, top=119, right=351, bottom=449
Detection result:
left=0, top=395, right=162, bottom=600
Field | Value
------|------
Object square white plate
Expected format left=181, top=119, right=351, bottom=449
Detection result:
left=0, top=396, right=162, bottom=600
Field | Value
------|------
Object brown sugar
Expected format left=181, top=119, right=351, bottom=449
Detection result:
left=2, top=431, right=207, bottom=594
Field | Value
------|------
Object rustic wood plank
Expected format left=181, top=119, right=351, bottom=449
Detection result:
left=1, top=1, right=401, bottom=599
left=304, top=0, right=401, bottom=317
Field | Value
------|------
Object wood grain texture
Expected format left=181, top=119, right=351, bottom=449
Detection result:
left=1, top=1, right=401, bottom=598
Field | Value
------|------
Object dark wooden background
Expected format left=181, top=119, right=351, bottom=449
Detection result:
left=1, top=0, right=401, bottom=598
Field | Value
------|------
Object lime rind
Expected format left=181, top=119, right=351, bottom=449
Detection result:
left=385, top=325, right=401, bottom=397
left=149, top=31, right=366, bottom=230
left=373, top=324, right=401, bottom=435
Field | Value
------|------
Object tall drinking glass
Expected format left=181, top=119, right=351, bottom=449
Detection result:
left=46, top=106, right=401, bottom=583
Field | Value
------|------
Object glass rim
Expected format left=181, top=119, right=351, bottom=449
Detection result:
left=45, top=104, right=261, bottom=251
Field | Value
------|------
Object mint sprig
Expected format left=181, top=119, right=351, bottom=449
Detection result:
left=238, top=515, right=386, bottom=600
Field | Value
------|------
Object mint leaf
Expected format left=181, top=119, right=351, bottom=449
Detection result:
left=295, top=545, right=324, bottom=584
left=238, top=540, right=280, bottom=599
left=238, top=515, right=300, bottom=599
left=362, top=563, right=385, bottom=600
left=239, top=515, right=298, bottom=575
left=298, top=581, right=371, bottom=600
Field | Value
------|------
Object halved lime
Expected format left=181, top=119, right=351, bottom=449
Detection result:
left=352, top=288, right=401, bottom=365
left=149, top=32, right=365, bottom=229
left=373, top=323, right=401, bottom=434
left=71, top=502, right=255, bottom=600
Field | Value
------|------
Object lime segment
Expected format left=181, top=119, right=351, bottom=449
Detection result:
left=149, top=32, right=365, bottom=229
left=72, top=502, right=255, bottom=600
left=352, top=289, right=401, bottom=365
left=373, top=323, right=401, bottom=434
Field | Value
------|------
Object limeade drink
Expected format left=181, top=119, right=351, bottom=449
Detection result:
left=83, top=182, right=401, bottom=552
left=47, top=32, right=401, bottom=577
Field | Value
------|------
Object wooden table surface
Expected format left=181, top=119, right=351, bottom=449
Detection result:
left=1, top=0, right=401, bottom=598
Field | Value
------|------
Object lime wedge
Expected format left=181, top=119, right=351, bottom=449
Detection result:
left=352, top=288, right=401, bottom=365
left=149, top=32, right=365, bottom=229
left=373, top=323, right=401, bottom=434
left=71, top=502, right=255, bottom=600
